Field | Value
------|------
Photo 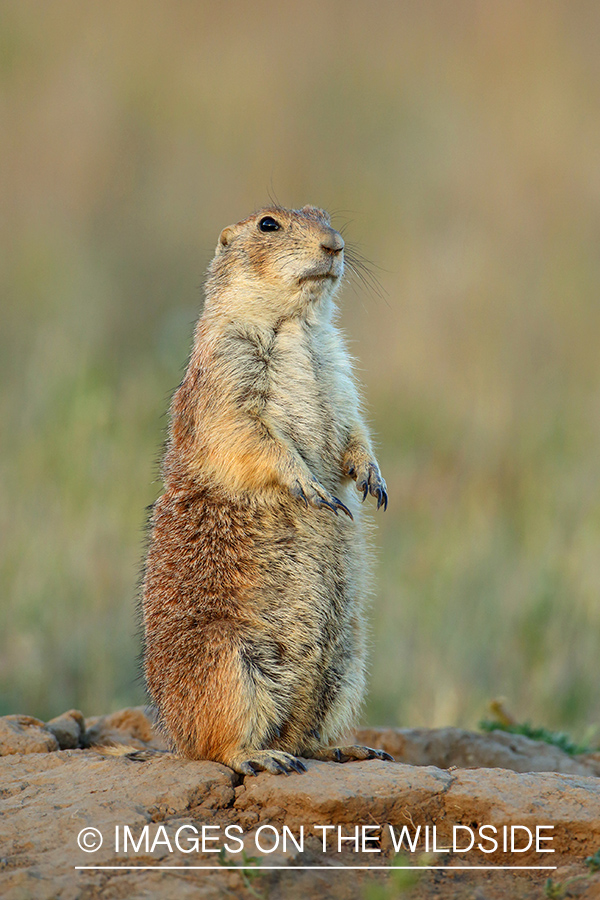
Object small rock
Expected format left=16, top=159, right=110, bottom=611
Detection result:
left=0, top=715, right=59, bottom=756
left=45, top=710, right=85, bottom=750
left=83, top=706, right=168, bottom=750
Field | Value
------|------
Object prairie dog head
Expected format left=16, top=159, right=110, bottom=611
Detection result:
left=204, top=205, right=345, bottom=324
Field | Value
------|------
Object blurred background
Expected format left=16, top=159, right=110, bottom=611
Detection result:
left=1, top=1, right=599, bottom=741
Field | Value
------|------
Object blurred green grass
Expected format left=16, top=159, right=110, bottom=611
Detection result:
left=1, top=1, right=599, bottom=738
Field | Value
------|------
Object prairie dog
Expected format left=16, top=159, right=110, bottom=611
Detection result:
left=142, top=205, right=391, bottom=775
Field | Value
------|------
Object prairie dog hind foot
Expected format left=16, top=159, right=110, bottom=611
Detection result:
left=312, top=745, right=394, bottom=763
left=227, top=749, right=308, bottom=776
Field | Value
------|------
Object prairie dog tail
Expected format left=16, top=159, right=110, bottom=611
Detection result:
left=91, top=742, right=172, bottom=762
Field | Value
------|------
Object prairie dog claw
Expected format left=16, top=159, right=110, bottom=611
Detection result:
left=291, top=479, right=354, bottom=521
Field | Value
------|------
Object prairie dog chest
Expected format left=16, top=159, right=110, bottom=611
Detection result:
left=258, top=320, right=348, bottom=469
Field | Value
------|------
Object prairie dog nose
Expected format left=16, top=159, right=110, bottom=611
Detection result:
left=321, top=228, right=344, bottom=255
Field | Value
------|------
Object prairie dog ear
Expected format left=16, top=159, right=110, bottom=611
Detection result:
left=216, top=226, right=236, bottom=253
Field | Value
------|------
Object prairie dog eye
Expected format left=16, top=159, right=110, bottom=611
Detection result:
left=258, top=216, right=281, bottom=232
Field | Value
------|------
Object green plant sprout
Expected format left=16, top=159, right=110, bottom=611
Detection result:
left=364, top=853, right=427, bottom=899
left=543, top=847, right=600, bottom=898
left=217, top=847, right=266, bottom=900
left=479, top=719, right=593, bottom=757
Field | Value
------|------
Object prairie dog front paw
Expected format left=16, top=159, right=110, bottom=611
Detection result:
left=343, top=452, right=388, bottom=511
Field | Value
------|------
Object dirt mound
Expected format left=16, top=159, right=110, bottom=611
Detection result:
left=1, top=707, right=598, bottom=899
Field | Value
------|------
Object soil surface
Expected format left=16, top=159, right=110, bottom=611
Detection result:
left=1, top=707, right=599, bottom=899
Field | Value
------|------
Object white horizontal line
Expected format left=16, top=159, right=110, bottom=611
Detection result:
left=75, top=865, right=557, bottom=871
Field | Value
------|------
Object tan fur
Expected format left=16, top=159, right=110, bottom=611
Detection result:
left=142, top=205, right=391, bottom=775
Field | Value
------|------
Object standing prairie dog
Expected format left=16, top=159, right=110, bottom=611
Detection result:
left=142, top=205, right=391, bottom=775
